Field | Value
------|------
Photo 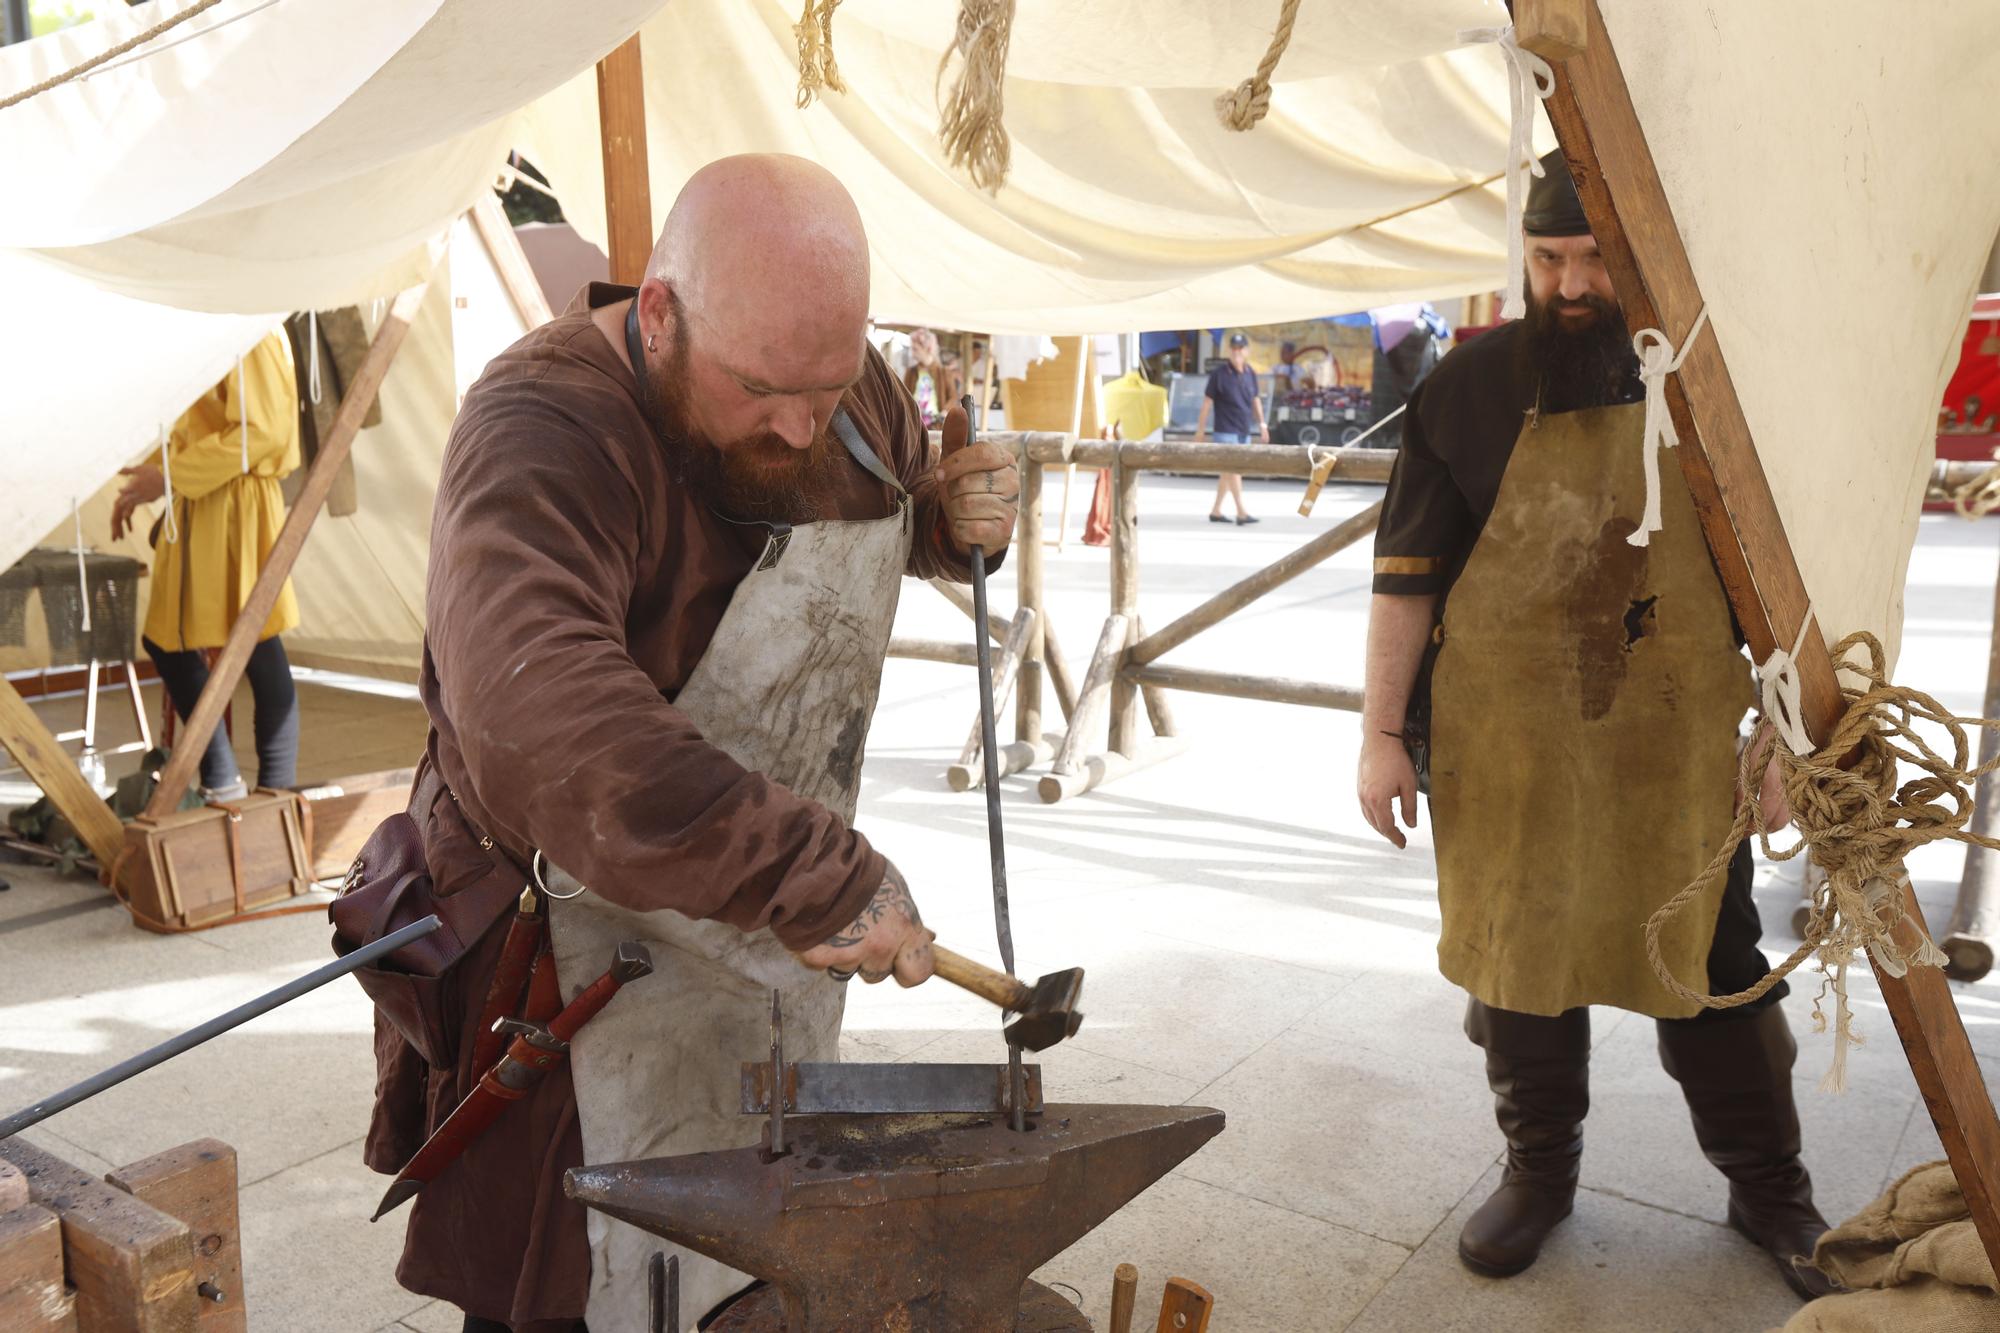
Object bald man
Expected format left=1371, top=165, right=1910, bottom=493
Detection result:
left=362, top=156, right=1018, bottom=1331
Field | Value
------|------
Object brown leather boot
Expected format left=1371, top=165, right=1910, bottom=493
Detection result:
left=1657, top=1004, right=1838, bottom=1300
left=1458, top=1001, right=1591, bottom=1277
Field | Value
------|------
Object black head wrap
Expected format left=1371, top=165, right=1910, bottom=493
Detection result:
left=1523, top=148, right=1590, bottom=237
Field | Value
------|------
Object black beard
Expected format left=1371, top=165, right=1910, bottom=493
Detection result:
left=1523, top=286, right=1638, bottom=412
left=640, top=295, right=839, bottom=525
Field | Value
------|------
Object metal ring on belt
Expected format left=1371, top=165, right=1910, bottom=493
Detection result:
left=531, top=849, right=589, bottom=901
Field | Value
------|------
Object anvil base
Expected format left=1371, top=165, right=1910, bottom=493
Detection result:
left=705, top=1278, right=1090, bottom=1332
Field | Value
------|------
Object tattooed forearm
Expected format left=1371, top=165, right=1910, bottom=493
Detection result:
left=821, top=866, right=920, bottom=948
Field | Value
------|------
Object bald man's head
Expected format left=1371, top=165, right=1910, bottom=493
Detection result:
left=628, top=155, right=875, bottom=521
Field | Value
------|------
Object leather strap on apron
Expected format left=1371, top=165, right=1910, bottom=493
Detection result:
left=1428, top=402, right=1752, bottom=1019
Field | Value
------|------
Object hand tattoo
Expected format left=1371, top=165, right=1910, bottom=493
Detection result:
left=821, top=865, right=920, bottom=948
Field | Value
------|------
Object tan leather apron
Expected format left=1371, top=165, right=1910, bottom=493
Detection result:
left=1429, top=402, right=1751, bottom=1020
left=545, top=413, right=911, bottom=1330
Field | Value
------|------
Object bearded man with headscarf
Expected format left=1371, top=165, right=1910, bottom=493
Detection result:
left=1353, top=150, right=1835, bottom=1301
left=363, top=154, right=1017, bottom=1332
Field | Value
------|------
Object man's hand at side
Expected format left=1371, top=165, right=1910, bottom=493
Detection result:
left=111, top=464, right=164, bottom=541
left=935, top=402, right=1019, bottom=556
left=795, top=863, right=936, bottom=986
left=1358, top=732, right=1420, bottom=849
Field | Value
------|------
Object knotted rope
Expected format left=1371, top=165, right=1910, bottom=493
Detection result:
left=793, top=0, right=846, bottom=109
left=1645, top=631, right=1973, bottom=1092
left=1215, top=0, right=1302, bottom=132
left=936, top=0, right=1015, bottom=192
left=1627, top=306, right=1709, bottom=548
left=1458, top=25, right=1555, bottom=320
left=0, top=0, right=225, bottom=112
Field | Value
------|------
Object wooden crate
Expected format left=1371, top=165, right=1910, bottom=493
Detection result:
left=295, top=767, right=414, bottom=881
left=117, top=789, right=311, bottom=931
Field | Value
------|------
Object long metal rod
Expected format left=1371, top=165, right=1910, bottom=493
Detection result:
left=0, top=915, right=443, bottom=1139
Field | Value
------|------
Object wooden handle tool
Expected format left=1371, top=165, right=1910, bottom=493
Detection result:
left=1155, top=1277, right=1214, bottom=1333
left=928, top=945, right=1085, bottom=1052
left=1109, top=1263, right=1139, bottom=1333
left=1298, top=450, right=1339, bottom=516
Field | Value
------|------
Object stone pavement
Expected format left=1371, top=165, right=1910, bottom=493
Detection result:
left=2, top=470, right=1997, bottom=1331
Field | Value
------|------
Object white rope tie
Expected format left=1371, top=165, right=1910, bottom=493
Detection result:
left=1459, top=25, right=1554, bottom=321
left=307, top=310, right=322, bottom=405
left=71, top=497, right=91, bottom=634
left=1627, top=306, right=1710, bottom=548
left=1757, top=603, right=1817, bottom=758
left=1304, top=403, right=1407, bottom=474
left=158, top=423, right=179, bottom=545
left=237, top=356, right=249, bottom=473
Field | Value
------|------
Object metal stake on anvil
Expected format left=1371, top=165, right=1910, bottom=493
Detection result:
left=963, top=392, right=1030, bottom=1133
left=768, top=989, right=786, bottom=1157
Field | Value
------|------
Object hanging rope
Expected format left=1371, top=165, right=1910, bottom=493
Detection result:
left=1627, top=306, right=1709, bottom=548
left=1645, top=631, right=1977, bottom=1091
left=1458, top=25, right=1555, bottom=320
left=71, top=497, right=92, bottom=634
left=158, top=423, right=180, bottom=544
left=793, top=0, right=846, bottom=109
left=1215, top=0, right=1303, bottom=131
left=237, top=356, right=249, bottom=473
left=0, top=0, right=226, bottom=113
left=1950, top=452, right=2000, bottom=518
left=936, top=0, right=1016, bottom=193
left=306, top=310, right=322, bottom=405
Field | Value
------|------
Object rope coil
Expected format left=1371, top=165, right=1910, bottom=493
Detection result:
left=1458, top=26, right=1555, bottom=321
left=1215, top=0, right=1302, bottom=132
left=1646, top=631, right=1974, bottom=1092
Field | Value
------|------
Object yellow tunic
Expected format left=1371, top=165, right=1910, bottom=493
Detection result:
left=142, top=330, right=302, bottom=651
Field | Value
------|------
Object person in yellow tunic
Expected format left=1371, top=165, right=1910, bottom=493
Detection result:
left=111, top=329, right=302, bottom=801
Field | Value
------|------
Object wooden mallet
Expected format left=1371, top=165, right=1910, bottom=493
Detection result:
left=930, top=945, right=1085, bottom=1051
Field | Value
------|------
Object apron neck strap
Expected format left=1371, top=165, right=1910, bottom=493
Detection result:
left=832, top=409, right=905, bottom=497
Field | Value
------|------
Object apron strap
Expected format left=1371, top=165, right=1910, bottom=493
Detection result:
left=832, top=409, right=906, bottom=497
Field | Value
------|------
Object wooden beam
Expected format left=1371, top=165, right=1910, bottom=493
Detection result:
left=107, top=1141, right=243, bottom=1333
left=1129, top=502, right=1383, bottom=667
left=595, top=34, right=653, bottom=286
left=145, top=283, right=430, bottom=820
left=1514, top=0, right=1587, bottom=61
left=468, top=194, right=554, bottom=330
left=0, top=677, right=123, bottom=866
left=1125, top=664, right=1363, bottom=711
left=1547, top=0, right=2000, bottom=1269
left=0, top=1203, right=74, bottom=1332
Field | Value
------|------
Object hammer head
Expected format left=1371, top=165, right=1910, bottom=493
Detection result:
left=1002, top=967, right=1085, bottom=1051
left=613, top=941, right=655, bottom=984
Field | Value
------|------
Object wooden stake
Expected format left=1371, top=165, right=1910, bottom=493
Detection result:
left=1050, top=614, right=1130, bottom=778
left=469, top=193, right=554, bottom=330
left=1514, top=0, right=1587, bottom=61
left=955, top=610, right=1035, bottom=771
left=145, top=282, right=429, bottom=819
left=596, top=35, right=653, bottom=286
left=1548, top=0, right=2000, bottom=1268
left=1038, top=736, right=1189, bottom=804
left=1107, top=453, right=1141, bottom=755
left=0, top=676, right=123, bottom=866
left=1016, top=451, right=1047, bottom=743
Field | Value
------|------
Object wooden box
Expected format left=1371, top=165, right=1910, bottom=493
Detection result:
left=295, top=767, right=414, bottom=881
left=117, top=789, right=311, bottom=932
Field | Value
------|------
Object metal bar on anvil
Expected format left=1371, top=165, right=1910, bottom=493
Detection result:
left=741, top=1062, right=1044, bottom=1116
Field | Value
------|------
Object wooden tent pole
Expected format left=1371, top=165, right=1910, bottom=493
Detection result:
left=469, top=194, right=554, bottom=329
left=0, top=678, right=123, bottom=865
left=144, top=283, right=430, bottom=819
left=596, top=35, right=653, bottom=287
left=1547, top=0, right=2000, bottom=1267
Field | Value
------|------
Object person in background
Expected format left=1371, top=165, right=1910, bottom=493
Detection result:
left=903, top=327, right=961, bottom=428
left=110, top=330, right=303, bottom=800
left=1195, top=331, right=1268, bottom=525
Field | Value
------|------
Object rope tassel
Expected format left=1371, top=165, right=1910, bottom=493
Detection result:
left=793, top=0, right=846, bottom=109
left=936, top=0, right=1016, bottom=193
left=1459, top=25, right=1555, bottom=320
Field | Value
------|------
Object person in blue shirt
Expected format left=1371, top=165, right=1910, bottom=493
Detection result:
left=1195, top=332, right=1268, bottom=524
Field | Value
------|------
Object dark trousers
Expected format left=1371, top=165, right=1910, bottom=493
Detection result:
left=143, top=635, right=300, bottom=791
left=1467, top=842, right=1787, bottom=1050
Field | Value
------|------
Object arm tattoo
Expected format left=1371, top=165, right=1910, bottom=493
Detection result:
left=821, top=865, right=919, bottom=948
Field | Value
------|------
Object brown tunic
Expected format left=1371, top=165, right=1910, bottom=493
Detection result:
left=376, top=284, right=982, bottom=1327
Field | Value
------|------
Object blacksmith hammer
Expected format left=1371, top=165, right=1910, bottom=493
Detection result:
left=930, top=945, right=1084, bottom=1051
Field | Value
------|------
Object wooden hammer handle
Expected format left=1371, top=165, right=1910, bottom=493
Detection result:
left=931, top=945, right=1030, bottom=1010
